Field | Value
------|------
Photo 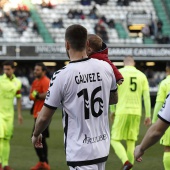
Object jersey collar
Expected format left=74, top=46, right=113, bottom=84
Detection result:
left=70, top=58, right=90, bottom=63
left=3, top=73, right=15, bottom=80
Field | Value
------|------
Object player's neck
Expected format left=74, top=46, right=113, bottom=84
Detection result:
left=69, top=50, right=88, bottom=61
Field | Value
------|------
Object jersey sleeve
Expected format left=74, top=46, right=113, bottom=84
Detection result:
left=142, top=74, right=150, bottom=91
left=111, top=76, right=117, bottom=92
left=44, top=71, right=64, bottom=109
left=158, top=93, right=170, bottom=124
left=42, top=78, right=50, bottom=92
left=15, top=79, right=22, bottom=98
left=156, top=82, right=167, bottom=102
left=109, top=64, right=117, bottom=92
left=142, top=74, right=151, bottom=117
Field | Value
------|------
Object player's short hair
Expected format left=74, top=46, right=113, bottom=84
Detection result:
left=88, top=34, right=102, bottom=52
left=35, top=62, right=47, bottom=71
left=65, top=24, right=87, bottom=51
left=3, top=60, right=15, bottom=68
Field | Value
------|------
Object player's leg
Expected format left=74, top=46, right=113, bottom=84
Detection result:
left=163, top=149, right=170, bottom=170
left=0, top=122, right=3, bottom=167
left=160, top=127, right=170, bottom=170
left=41, top=137, right=48, bottom=163
left=0, top=138, right=3, bottom=168
left=126, top=140, right=135, bottom=165
left=32, top=127, right=50, bottom=170
left=2, top=118, right=13, bottom=168
left=161, top=130, right=170, bottom=170
left=0, top=118, right=4, bottom=167
left=2, top=138, right=10, bottom=167
left=31, top=122, right=50, bottom=170
left=110, top=114, right=129, bottom=164
left=41, top=126, right=50, bottom=164
left=125, top=115, right=140, bottom=167
left=111, top=139, right=128, bottom=164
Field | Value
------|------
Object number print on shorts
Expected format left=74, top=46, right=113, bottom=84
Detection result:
left=77, top=86, right=104, bottom=119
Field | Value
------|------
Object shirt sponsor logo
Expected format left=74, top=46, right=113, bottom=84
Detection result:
left=83, top=134, right=107, bottom=144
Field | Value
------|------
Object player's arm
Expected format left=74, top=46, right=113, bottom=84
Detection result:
left=152, top=83, right=166, bottom=123
left=29, top=85, right=35, bottom=101
left=33, top=105, right=55, bottom=137
left=109, top=90, right=118, bottom=105
left=152, top=101, right=163, bottom=123
left=35, top=92, right=47, bottom=100
left=16, top=97, right=22, bottom=124
left=143, top=84, right=151, bottom=126
left=134, top=118, right=169, bottom=161
left=37, top=79, right=50, bottom=100
left=32, top=105, right=55, bottom=147
left=16, top=85, right=23, bottom=124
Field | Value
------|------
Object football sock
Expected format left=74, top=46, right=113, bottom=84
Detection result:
left=35, top=137, right=48, bottom=163
left=163, top=152, right=170, bottom=170
left=126, top=140, right=135, bottom=165
left=111, top=140, right=128, bottom=164
left=2, top=139, right=10, bottom=167
left=0, top=138, right=2, bottom=163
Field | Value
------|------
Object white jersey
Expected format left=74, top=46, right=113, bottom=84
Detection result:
left=44, top=58, right=117, bottom=166
left=158, top=93, right=170, bottom=124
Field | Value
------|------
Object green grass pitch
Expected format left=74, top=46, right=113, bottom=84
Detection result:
left=10, top=109, right=164, bottom=170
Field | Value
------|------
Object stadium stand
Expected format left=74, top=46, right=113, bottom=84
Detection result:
left=30, top=0, right=159, bottom=44
left=0, top=0, right=169, bottom=45
left=0, top=0, right=44, bottom=43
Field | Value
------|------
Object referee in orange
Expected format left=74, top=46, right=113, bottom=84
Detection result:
left=29, top=62, right=50, bottom=170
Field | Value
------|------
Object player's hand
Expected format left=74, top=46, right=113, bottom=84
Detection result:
left=134, top=145, right=144, bottom=162
left=32, top=134, right=43, bottom=148
left=117, top=79, right=124, bottom=85
left=144, top=117, right=151, bottom=127
left=31, top=90, right=39, bottom=99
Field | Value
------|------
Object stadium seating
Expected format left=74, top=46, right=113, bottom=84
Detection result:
left=0, top=0, right=169, bottom=44
left=31, top=0, right=157, bottom=44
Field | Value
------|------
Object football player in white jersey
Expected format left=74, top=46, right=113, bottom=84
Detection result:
left=134, top=93, right=170, bottom=162
left=31, top=24, right=118, bottom=170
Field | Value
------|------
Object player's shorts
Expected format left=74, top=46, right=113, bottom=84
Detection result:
left=69, top=162, right=106, bottom=170
left=160, top=127, right=170, bottom=146
left=32, top=118, right=49, bottom=138
left=111, top=114, right=141, bottom=141
left=0, top=116, right=13, bottom=139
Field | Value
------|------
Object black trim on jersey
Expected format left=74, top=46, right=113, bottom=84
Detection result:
left=70, top=58, right=90, bottom=63
left=67, top=156, right=108, bottom=167
left=158, top=115, right=170, bottom=124
left=64, top=111, right=68, bottom=154
left=111, top=88, right=117, bottom=92
left=44, top=103, right=57, bottom=110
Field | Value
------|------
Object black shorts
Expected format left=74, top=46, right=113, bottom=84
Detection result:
left=32, top=118, right=50, bottom=138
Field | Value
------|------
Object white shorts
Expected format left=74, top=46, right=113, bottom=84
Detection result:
left=69, top=162, right=106, bottom=170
